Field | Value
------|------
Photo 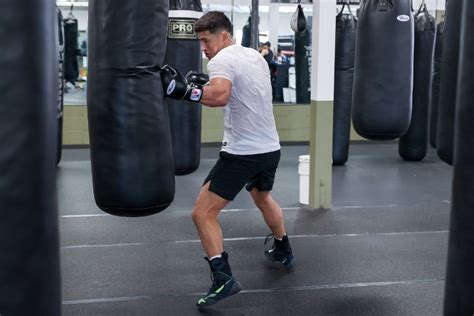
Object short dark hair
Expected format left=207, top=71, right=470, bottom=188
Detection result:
left=195, top=11, right=233, bottom=36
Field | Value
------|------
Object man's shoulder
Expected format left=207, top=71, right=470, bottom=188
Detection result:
left=222, top=45, right=259, bottom=57
left=211, top=45, right=237, bottom=63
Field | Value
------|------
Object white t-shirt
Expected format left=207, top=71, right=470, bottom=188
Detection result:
left=207, top=44, right=281, bottom=155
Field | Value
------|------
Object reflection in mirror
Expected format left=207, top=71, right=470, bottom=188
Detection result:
left=56, top=0, right=445, bottom=106
left=58, top=2, right=88, bottom=105
left=202, top=3, right=313, bottom=104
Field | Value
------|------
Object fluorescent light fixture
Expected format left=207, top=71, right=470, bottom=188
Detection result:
left=57, top=1, right=88, bottom=8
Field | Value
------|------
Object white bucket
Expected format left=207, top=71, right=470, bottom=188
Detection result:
left=298, top=155, right=310, bottom=205
left=283, top=87, right=296, bottom=103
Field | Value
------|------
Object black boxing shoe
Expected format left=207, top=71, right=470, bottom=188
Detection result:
left=264, top=234, right=294, bottom=266
left=196, top=252, right=242, bottom=307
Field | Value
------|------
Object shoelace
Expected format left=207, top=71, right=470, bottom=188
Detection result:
left=208, top=271, right=216, bottom=287
left=264, top=233, right=275, bottom=245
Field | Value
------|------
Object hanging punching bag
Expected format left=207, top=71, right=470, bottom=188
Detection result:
left=437, top=0, right=463, bottom=165
left=63, top=9, right=80, bottom=85
left=165, top=0, right=203, bottom=175
left=399, top=4, right=436, bottom=161
left=241, top=17, right=251, bottom=48
left=443, top=2, right=474, bottom=314
left=429, top=21, right=445, bottom=149
left=333, top=4, right=357, bottom=166
left=56, top=6, right=64, bottom=165
left=0, top=0, right=61, bottom=314
left=88, top=0, right=175, bottom=216
left=294, top=5, right=310, bottom=104
left=352, top=0, right=414, bottom=140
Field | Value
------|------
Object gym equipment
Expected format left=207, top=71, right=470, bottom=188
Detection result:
left=437, top=0, right=463, bottom=165
left=0, top=0, right=61, bottom=314
left=164, top=3, right=203, bottom=175
left=294, top=6, right=310, bottom=104
left=429, top=21, right=445, bottom=148
left=170, top=0, right=201, bottom=10
left=399, top=4, right=436, bottom=161
left=162, top=65, right=203, bottom=102
left=294, top=31, right=310, bottom=104
left=56, top=6, right=65, bottom=165
left=186, top=72, right=209, bottom=87
left=291, top=4, right=307, bottom=33
left=88, top=0, right=175, bottom=216
left=352, top=0, right=414, bottom=140
left=241, top=17, right=251, bottom=48
left=333, top=3, right=357, bottom=166
left=63, top=5, right=80, bottom=85
left=443, top=1, right=474, bottom=313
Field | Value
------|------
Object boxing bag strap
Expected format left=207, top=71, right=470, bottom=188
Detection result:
left=338, top=2, right=356, bottom=19
left=113, top=65, right=162, bottom=77
left=416, top=1, right=427, bottom=15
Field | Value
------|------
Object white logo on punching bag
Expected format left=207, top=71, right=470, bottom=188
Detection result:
left=397, top=15, right=410, bottom=22
left=167, top=79, right=176, bottom=95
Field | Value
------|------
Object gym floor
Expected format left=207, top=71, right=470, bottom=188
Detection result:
left=59, top=143, right=451, bottom=316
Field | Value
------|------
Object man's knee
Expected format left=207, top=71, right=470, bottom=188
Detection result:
left=252, top=191, right=274, bottom=209
left=192, top=204, right=221, bottom=224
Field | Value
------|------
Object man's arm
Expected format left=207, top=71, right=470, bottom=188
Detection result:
left=200, top=77, right=232, bottom=107
left=161, top=65, right=231, bottom=106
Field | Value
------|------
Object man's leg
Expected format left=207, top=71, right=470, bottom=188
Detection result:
left=192, top=182, right=229, bottom=257
left=250, top=188, right=294, bottom=266
left=250, top=188, right=286, bottom=238
left=192, top=182, right=242, bottom=307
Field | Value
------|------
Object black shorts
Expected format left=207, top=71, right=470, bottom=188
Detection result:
left=203, top=150, right=281, bottom=201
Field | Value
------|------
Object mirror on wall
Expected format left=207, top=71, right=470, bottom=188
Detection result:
left=57, top=0, right=445, bottom=106
left=58, top=1, right=88, bottom=105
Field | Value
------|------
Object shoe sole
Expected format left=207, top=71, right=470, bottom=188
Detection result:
left=197, top=281, right=242, bottom=308
left=265, top=253, right=295, bottom=268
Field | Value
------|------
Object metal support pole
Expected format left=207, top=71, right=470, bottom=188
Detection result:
left=250, top=0, right=259, bottom=49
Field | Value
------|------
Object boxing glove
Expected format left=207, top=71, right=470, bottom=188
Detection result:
left=161, top=65, right=203, bottom=102
left=185, top=71, right=209, bottom=88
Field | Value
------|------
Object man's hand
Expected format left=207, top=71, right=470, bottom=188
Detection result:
left=161, top=65, right=203, bottom=102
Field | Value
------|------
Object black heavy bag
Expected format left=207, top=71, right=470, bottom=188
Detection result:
left=333, top=4, right=357, bottom=166
left=56, top=6, right=65, bottom=165
left=399, top=4, right=436, bottom=161
left=443, top=2, right=474, bottom=313
left=63, top=11, right=80, bottom=84
left=294, top=31, right=311, bottom=104
left=352, top=0, right=414, bottom=140
left=436, top=0, right=463, bottom=165
left=170, top=0, right=201, bottom=10
left=165, top=1, right=203, bottom=175
left=429, top=21, right=445, bottom=148
left=0, top=1, right=60, bottom=314
left=241, top=17, right=251, bottom=48
left=294, top=6, right=310, bottom=104
left=88, top=0, right=174, bottom=216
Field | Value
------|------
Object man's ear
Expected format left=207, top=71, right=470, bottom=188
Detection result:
left=222, top=31, right=231, bottom=43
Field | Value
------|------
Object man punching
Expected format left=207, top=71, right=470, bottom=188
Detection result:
left=161, top=11, right=294, bottom=307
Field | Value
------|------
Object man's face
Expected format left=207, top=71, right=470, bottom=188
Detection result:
left=198, top=30, right=226, bottom=60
